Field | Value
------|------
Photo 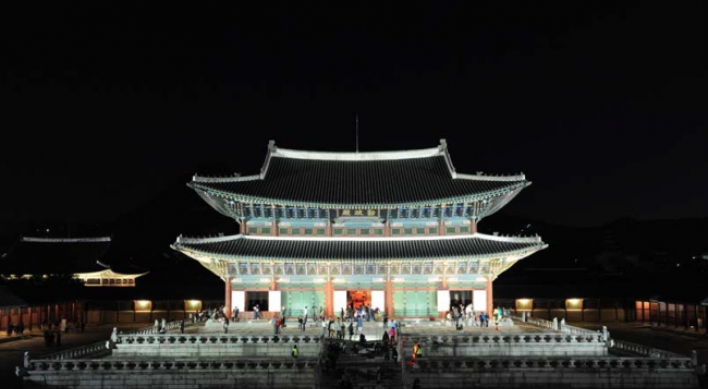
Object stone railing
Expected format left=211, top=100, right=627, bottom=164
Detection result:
left=25, top=358, right=318, bottom=373
left=406, top=356, right=696, bottom=371
left=511, top=314, right=556, bottom=330
left=609, top=338, right=685, bottom=359
left=116, top=334, right=323, bottom=345
left=40, top=340, right=111, bottom=361
left=512, top=314, right=606, bottom=338
left=403, top=333, right=605, bottom=345
left=119, top=319, right=196, bottom=336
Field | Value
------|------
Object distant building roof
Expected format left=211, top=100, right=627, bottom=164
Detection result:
left=0, top=237, right=147, bottom=280
left=190, top=139, right=529, bottom=207
left=1, top=237, right=112, bottom=275
left=173, top=233, right=547, bottom=261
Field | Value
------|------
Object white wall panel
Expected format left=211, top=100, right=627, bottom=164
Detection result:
left=232, top=291, right=245, bottom=312
left=437, top=290, right=450, bottom=312
left=473, top=290, right=487, bottom=312
left=371, top=291, right=385, bottom=313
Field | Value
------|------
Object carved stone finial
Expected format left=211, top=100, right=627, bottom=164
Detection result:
left=23, top=352, right=29, bottom=368
left=111, top=327, right=118, bottom=343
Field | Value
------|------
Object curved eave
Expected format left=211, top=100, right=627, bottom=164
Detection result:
left=189, top=180, right=529, bottom=210
left=171, top=235, right=547, bottom=263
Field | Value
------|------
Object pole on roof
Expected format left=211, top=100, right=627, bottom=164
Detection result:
left=355, top=113, right=359, bottom=153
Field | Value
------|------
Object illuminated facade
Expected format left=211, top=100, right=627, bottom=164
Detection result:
left=173, top=140, right=547, bottom=318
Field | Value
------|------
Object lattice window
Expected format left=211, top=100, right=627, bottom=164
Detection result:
left=429, top=227, right=438, bottom=235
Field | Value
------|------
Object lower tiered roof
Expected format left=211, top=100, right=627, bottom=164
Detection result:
left=172, top=234, right=547, bottom=261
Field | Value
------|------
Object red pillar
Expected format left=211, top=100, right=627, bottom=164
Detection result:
left=470, top=219, right=477, bottom=234
left=486, top=279, right=494, bottom=314
left=324, top=278, right=333, bottom=317
left=385, top=276, right=394, bottom=318
left=225, top=277, right=233, bottom=318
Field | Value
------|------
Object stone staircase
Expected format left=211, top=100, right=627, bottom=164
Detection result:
left=319, top=339, right=403, bottom=389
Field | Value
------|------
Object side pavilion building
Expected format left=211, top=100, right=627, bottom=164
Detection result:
left=173, top=140, right=547, bottom=319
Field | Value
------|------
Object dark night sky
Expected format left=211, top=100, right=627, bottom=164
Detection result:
left=1, top=4, right=705, bottom=232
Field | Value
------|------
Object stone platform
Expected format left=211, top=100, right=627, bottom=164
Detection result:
left=17, top=318, right=703, bottom=388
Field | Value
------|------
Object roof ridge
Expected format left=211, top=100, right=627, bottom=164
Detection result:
left=21, top=236, right=111, bottom=243
left=272, top=146, right=443, bottom=161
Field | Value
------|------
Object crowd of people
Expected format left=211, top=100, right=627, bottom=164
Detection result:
left=447, top=303, right=508, bottom=330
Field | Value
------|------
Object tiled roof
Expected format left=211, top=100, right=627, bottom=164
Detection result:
left=191, top=140, right=528, bottom=206
left=0, top=237, right=111, bottom=275
left=172, top=234, right=547, bottom=261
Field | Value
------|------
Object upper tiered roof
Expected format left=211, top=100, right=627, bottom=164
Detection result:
left=190, top=139, right=529, bottom=207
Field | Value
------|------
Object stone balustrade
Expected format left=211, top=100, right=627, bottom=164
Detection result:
left=26, top=358, right=317, bottom=372
left=407, top=356, right=696, bottom=370
left=116, top=333, right=322, bottom=345
left=40, top=341, right=111, bottom=361
left=405, top=356, right=699, bottom=388
left=112, top=334, right=322, bottom=358
left=404, top=333, right=605, bottom=345
left=402, top=333, right=607, bottom=357
left=609, top=338, right=685, bottom=359
left=119, top=319, right=197, bottom=336
left=22, top=358, right=319, bottom=389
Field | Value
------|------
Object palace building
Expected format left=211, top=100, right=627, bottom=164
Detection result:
left=1, top=237, right=147, bottom=287
left=172, top=140, right=547, bottom=319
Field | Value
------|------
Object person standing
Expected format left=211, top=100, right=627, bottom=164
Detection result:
left=291, top=344, right=299, bottom=359
left=223, top=317, right=229, bottom=334
left=348, top=321, right=354, bottom=340
left=179, top=320, right=185, bottom=334
left=280, top=306, right=287, bottom=327
left=357, top=314, right=364, bottom=335
left=272, top=316, right=280, bottom=335
left=302, top=306, right=308, bottom=330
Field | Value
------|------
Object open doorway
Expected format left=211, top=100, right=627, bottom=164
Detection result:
left=450, top=290, right=473, bottom=311
left=246, top=291, right=269, bottom=311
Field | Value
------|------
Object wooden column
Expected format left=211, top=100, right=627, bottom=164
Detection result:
left=272, top=205, right=278, bottom=236
left=225, top=277, right=233, bottom=318
left=485, top=278, right=494, bottom=315
left=324, top=277, right=333, bottom=317
left=470, top=219, right=477, bottom=234
left=385, top=276, right=394, bottom=318
left=327, top=218, right=333, bottom=236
